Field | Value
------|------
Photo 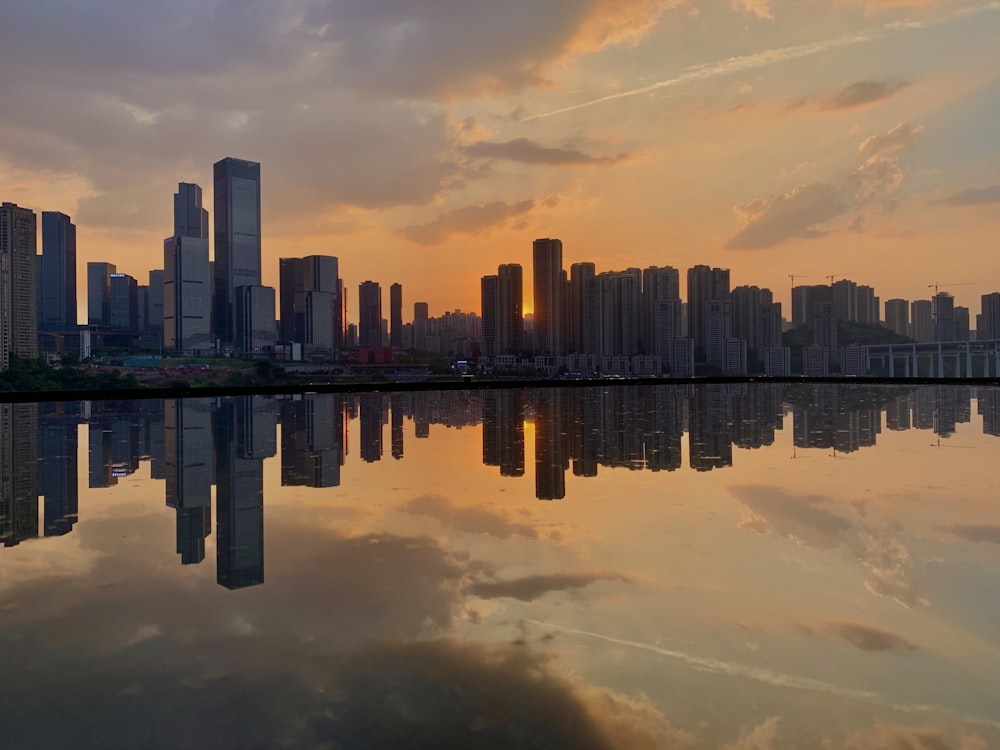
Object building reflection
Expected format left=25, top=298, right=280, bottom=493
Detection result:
left=2, top=385, right=998, bottom=566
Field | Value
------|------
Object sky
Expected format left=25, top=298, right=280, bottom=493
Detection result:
left=1, top=0, right=998, bottom=323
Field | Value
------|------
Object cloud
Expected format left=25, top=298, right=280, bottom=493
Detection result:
left=723, top=716, right=782, bottom=750
left=836, top=723, right=988, bottom=750
left=724, top=183, right=849, bottom=250
left=401, top=494, right=539, bottom=539
left=803, top=621, right=917, bottom=652
left=854, top=122, right=922, bottom=204
left=789, top=80, right=910, bottom=111
left=943, top=524, right=1000, bottom=544
left=729, top=485, right=854, bottom=548
left=399, top=198, right=537, bottom=245
left=464, top=137, right=626, bottom=165
left=731, top=0, right=775, bottom=20
left=940, top=185, right=1000, bottom=206
left=466, top=571, right=633, bottom=601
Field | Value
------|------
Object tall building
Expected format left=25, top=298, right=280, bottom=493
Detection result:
left=642, top=266, right=680, bottom=355
left=0, top=203, right=38, bottom=370
left=884, top=299, right=909, bottom=337
left=831, top=279, right=857, bottom=322
left=791, top=284, right=832, bottom=328
left=911, top=300, right=934, bottom=343
left=147, top=269, right=165, bottom=338
left=234, top=285, right=276, bottom=354
left=811, top=301, right=837, bottom=371
left=533, top=238, right=564, bottom=355
left=358, top=281, right=382, bottom=348
left=389, top=283, right=403, bottom=348
left=279, top=255, right=342, bottom=352
left=413, top=301, right=429, bottom=351
left=108, top=273, right=138, bottom=333
left=165, top=182, right=212, bottom=354
left=497, top=264, right=524, bottom=356
left=979, top=292, right=1000, bottom=340
left=173, top=182, right=209, bottom=240
left=480, top=274, right=499, bottom=359
left=932, top=292, right=956, bottom=342
left=213, top=157, right=261, bottom=345
left=955, top=306, right=970, bottom=342
left=705, top=299, right=732, bottom=369
left=731, top=285, right=773, bottom=358
left=38, top=211, right=77, bottom=330
left=687, top=265, right=730, bottom=363
left=87, top=261, right=116, bottom=327
left=857, top=285, right=878, bottom=325
left=596, top=269, right=641, bottom=358
left=568, top=262, right=596, bottom=354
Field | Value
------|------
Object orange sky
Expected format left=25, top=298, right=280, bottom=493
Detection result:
left=1, top=0, right=998, bottom=323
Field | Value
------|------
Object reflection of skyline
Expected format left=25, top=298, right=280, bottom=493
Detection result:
left=1, top=385, right=998, bottom=556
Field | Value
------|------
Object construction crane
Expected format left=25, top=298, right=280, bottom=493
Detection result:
left=826, top=272, right=854, bottom=284
left=928, top=282, right=973, bottom=294
left=788, top=273, right=808, bottom=287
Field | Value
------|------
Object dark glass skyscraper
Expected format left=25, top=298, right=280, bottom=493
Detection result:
left=38, top=212, right=77, bottom=330
left=174, top=183, right=209, bottom=240
left=358, top=281, right=382, bottom=348
left=165, top=183, right=211, bottom=354
left=390, top=283, right=403, bottom=348
left=1, top=202, right=38, bottom=370
left=533, top=238, right=564, bottom=356
left=213, top=158, right=261, bottom=344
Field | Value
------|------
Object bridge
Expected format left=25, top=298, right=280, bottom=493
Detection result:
left=864, top=340, right=1000, bottom=378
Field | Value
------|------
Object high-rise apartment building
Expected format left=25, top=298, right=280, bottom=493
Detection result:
left=932, top=292, right=956, bottom=342
left=705, top=299, right=733, bottom=369
left=0, top=202, right=38, bottom=370
left=532, top=238, right=564, bottom=355
left=213, top=158, right=261, bottom=344
left=497, top=264, right=523, bottom=356
left=979, top=293, right=1000, bottom=340
left=413, top=301, right=429, bottom=351
left=642, top=266, right=680, bottom=355
left=687, top=265, right=730, bottom=363
left=390, top=283, right=403, bottom=348
left=832, top=279, right=857, bottom=322
left=596, top=269, right=641, bottom=358
left=480, top=275, right=499, bottom=359
left=911, top=300, right=934, bottom=343
left=165, top=183, right=211, bottom=354
left=568, top=262, right=596, bottom=354
left=38, top=211, right=76, bottom=330
left=884, top=299, right=909, bottom=337
left=358, top=281, right=382, bottom=348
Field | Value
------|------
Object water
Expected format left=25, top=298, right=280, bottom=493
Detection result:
left=1, top=384, right=999, bottom=748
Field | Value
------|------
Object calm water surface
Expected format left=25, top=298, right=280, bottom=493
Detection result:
left=1, top=384, right=999, bottom=749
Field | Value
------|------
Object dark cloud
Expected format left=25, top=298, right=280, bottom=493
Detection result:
left=399, top=198, right=537, bottom=245
left=402, top=494, right=539, bottom=539
left=939, top=185, right=1000, bottom=206
left=803, top=622, right=917, bottom=652
left=943, top=524, right=1000, bottom=545
left=465, top=137, right=627, bottom=165
left=466, top=572, right=632, bottom=601
left=789, top=80, right=910, bottom=111
left=724, top=183, right=849, bottom=250
left=321, top=640, right=693, bottom=750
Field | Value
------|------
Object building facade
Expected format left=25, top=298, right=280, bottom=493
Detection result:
left=213, top=158, right=262, bottom=345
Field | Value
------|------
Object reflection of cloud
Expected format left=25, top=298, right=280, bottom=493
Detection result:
left=729, top=485, right=925, bottom=608
left=731, top=0, right=775, bottom=20
left=730, top=485, right=853, bottom=548
left=939, top=185, right=1000, bottom=206
left=399, top=198, right=537, bottom=245
left=465, top=137, right=627, bottom=165
left=402, top=494, right=539, bottom=539
left=467, top=572, right=632, bottom=601
left=801, top=621, right=917, bottom=652
left=324, top=639, right=695, bottom=750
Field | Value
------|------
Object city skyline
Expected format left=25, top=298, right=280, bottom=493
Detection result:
left=0, top=2, right=998, bottom=320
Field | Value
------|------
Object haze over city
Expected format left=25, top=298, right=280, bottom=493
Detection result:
left=1, top=0, right=999, bottom=321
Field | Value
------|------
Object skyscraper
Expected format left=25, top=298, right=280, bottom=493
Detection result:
left=884, top=299, right=909, bottom=337
left=87, top=261, right=116, bottom=328
left=933, top=292, right=956, bottom=342
left=481, top=274, right=499, bottom=359
left=413, top=301, right=429, bottom=351
left=108, top=273, right=138, bottom=333
left=358, top=281, right=382, bottom=348
left=497, top=264, right=524, bottom=356
left=687, top=265, right=730, bottom=363
left=213, top=157, right=261, bottom=344
left=279, top=255, right=342, bottom=352
left=532, top=238, right=564, bottom=355
left=390, top=283, right=403, bottom=348
left=0, top=202, right=38, bottom=370
left=641, top=266, right=680, bottom=354
left=979, top=293, right=1000, bottom=341
left=596, top=269, right=641, bottom=357
left=568, top=262, right=596, bottom=354
left=38, top=211, right=76, bottom=330
left=911, top=300, right=934, bottom=343
left=165, top=183, right=211, bottom=354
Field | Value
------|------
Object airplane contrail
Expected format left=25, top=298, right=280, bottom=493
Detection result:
left=518, top=1, right=1000, bottom=122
